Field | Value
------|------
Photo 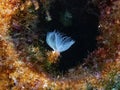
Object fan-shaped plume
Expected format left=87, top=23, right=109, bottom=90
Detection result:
left=46, top=31, right=75, bottom=53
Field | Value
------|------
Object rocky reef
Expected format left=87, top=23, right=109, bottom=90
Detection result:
left=0, top=0, right=120, bottom=89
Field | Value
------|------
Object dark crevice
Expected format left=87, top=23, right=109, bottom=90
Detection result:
left=41, top=0, right=100, bottom=72
left=10, top=0, right=100, bottom=73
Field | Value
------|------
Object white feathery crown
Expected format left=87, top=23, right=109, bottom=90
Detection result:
left=46, top=30, right=75, bottom=53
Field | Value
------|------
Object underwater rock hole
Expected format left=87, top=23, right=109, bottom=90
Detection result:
left=9, top=0, right=100, bottom=75
left=42, top=0, right=100, bottom=73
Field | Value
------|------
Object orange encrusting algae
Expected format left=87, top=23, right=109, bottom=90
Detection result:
left=0, top=0, right=20, bottom=36
left=0, top=0, right=21, bottom=89
left=0, top=0, right=50, bottom=89
left=47, top=51, right=60, bottom=63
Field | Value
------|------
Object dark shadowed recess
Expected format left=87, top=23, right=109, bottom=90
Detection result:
left=39, top=0, right=100, bottom=72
